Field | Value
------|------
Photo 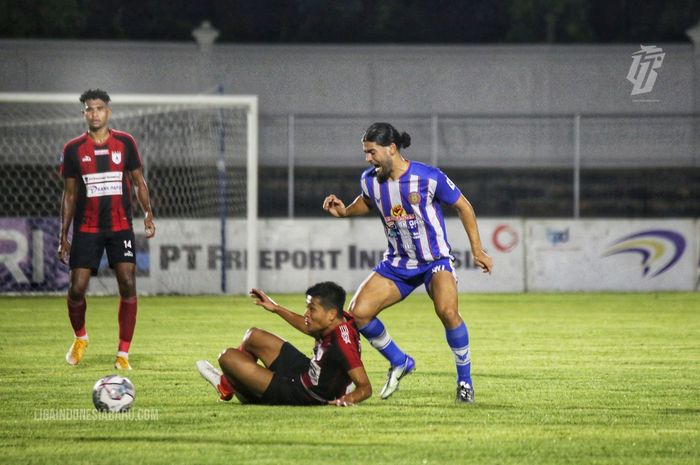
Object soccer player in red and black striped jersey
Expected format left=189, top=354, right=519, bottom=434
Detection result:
left=197, top=282, right=373, bottom=406
left=58, top=89, right=155, bottom=371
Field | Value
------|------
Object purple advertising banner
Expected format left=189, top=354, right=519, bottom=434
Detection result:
left=0, top=218, right=69, bottom=292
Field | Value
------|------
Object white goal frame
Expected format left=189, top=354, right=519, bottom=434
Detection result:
left=0, top=92, right=259, bottom=292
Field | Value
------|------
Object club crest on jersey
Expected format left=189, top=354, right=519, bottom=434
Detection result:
left=391, top=205, right=406, bottom=218
left=111, top=151, right=122, bottom=164
left=408, top=192, right=421, bottom=205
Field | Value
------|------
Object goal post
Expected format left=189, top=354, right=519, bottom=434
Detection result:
left=0, top=92, right=258, bottom=294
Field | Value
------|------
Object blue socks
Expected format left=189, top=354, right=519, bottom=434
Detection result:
left=360, top=317, right=472, bottom=386
left=446, top=322, right=472, bottom=386
left=358, top=318, right=407, bottom=367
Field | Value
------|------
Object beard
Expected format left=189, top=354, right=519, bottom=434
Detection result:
left=374, top=162, right=391, bottom=182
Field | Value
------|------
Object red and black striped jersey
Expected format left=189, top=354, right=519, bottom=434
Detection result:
left=61, top=129, right=142, bottom=233
left=300, top=313, right=364, bottom=402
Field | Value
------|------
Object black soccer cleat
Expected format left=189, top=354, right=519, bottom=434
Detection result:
left=456, top=382, right=474, bottom=404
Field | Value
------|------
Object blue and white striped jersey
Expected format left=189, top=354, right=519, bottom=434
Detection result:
left=360, top=161, right=462, bottom=269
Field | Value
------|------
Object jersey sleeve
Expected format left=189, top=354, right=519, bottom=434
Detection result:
left=124, top=134, right=143, bottom=171
left=61, top=143, right=79, bottom=178
left=434, top=169, right=462, bottom=206
left=333, top=325, right=363, bottom=372
left=361, top=177, right=370, bottom=200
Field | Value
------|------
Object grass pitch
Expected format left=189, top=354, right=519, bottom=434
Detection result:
left=1, top=293, right=698, bottom=465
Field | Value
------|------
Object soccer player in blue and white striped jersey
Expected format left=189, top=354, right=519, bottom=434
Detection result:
left=323, top=122, right=493, bottom=403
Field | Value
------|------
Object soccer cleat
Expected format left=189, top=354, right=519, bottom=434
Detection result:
left=114, top=355, right=132, bottom=370
left=196, top=360, right=233, bottom=401
left=379, top=355, right=415, bottom=400
left=65, top=338, right=89, bottom=366
left=456, top=382, right=474, bottom=404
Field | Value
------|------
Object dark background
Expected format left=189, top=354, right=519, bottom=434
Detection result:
left=2, top=0, right=699, bottom=43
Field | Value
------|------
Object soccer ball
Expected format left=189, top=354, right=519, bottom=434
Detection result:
left=92, top=375, right=135, bottom=413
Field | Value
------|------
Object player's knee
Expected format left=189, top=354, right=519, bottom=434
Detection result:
left=68, top=284, right=86, bottom=301
left=436, top=307, right=461, bottom=327
left=117, top=277, right=136, bottom=297
left=351, top=312, right=371, bottom=327
left=348, top=301, right=371, bottom=326
left=243, top=326, right=260, bottom=341
left=217, top=347, right=237, bottom=366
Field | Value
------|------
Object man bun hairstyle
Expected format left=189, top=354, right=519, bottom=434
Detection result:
left=363, top=122, right=411, bottom=150
left=80, top=89, right=111, bottom=105
left=305, top=281, right=346, bottom=318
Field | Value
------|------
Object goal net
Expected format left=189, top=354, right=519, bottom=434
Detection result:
left=0, top=93, right=258, bottom=295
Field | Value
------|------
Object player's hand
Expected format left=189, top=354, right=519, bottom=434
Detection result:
left=57, top=236, right=71, bottom=264
left=322, top=194, right=347, bottom=218
left=144, top=215, right=156, bottom=238
left=473, top=249, right=493, bottom=274
left=249, top=288, right=279, bottom=312
left=328, top=397, right=355, bottom=407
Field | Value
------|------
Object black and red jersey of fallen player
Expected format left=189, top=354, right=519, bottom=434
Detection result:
left=61, top=129, right=142, bottom=233
left=300, top=312, right=364, bottom=402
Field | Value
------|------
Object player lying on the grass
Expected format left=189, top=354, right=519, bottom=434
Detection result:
left=197, top=282, right=372, bottom=406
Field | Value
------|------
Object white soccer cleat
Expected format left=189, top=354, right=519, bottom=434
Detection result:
left=380, top=355, right=415, bottom=400
left=196, top=360, right=233, bottom=401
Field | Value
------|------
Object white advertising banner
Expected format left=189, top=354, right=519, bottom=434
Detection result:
left=86, top=218, right=525, bottom=294
left=3, top=218, right=694, bottom=294
left=526, top=219, right=696, bottom=291
left=95, top=218, right=524, bottom=294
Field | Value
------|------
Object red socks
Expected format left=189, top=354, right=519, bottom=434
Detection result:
left=218, top=374, right=235, bottom=399
left=118, top=296, right=138, bottom=353
left=67, top=298, right=87, bottom=337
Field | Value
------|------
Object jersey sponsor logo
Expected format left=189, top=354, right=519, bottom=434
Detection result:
left=82, top=171, right=124, bottom=198
left=386, top=205, right=416, bottom=223
left=391, top=204, right=406, bottom=217
left=94, top=149, right=109, bottom=156
left=81, top=155, right=91, bottom=162
left=112, top=151, right=122, bottom=164
left=82, top=171, right=123, bottom=184
left=87, top=182, right=122, bottom=198
left=339, top=324, right=351, bottom=344
left=307, top=344, right=324, bottom=386
left=432, top=265, right=446, bottom=273
left=408, top=192, right=421, bottom=205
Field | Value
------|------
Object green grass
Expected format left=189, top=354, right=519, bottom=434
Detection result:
left=1, top=293, right=699, bottom=465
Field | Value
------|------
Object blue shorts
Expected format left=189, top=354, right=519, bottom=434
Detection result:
left=373, top=258, right=457, bottom=299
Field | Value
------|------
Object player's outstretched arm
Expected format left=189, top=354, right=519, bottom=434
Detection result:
left=452, top=195, right=493, bottom=274
left=328, top=366, right=372, bottom=407
left=249, top=288, right=311, bottom=335
left=58, top=177, right=77, bottom=264
left=130, top=168, right=156, bottom=238
left=323, top=194, right=370, bottom=218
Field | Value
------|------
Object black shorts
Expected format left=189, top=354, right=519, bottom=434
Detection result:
left=69, top=229, right=136, bottom=275
left=260, top=342, right=325, bottom=406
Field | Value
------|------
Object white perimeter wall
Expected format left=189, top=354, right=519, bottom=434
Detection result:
left=3, top=218, right=696, bottom=294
